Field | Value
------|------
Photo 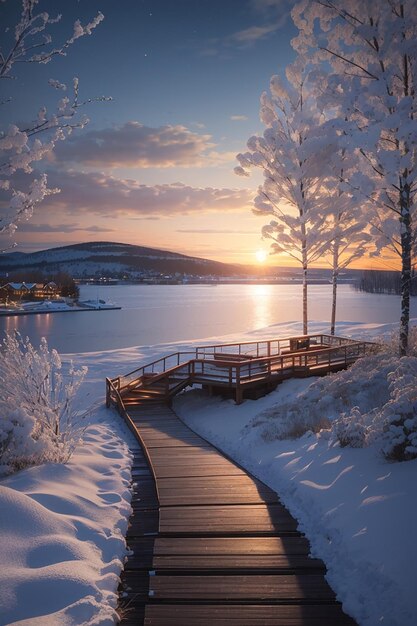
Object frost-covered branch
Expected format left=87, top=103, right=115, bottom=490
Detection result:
left=0, top=1, right=109, bottom=246
left=0, top=1, right=103, bottom=79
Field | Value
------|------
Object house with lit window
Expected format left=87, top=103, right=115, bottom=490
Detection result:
left=0, top=281, right=60, bottom=302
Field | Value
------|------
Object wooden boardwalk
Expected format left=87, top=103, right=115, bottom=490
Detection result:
left=117, top=398, right=357, bottom=626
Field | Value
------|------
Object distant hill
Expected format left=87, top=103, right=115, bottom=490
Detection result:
left=0, top=241, right=368, bottom=283
left=0, top=241, right=246, bottom=279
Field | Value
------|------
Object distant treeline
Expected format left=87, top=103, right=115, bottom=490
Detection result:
left=355, top=270, right=417, bottom=296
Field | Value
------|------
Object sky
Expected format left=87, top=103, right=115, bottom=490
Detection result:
left=0, top=0, right=307, bottom=266
left=1, top=0, right=400, bottom=275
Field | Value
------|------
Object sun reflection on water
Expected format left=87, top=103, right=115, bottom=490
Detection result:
left=249, top=284, right=274, bottom=329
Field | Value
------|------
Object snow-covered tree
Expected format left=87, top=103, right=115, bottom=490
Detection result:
left=0, top=0, right=109, bottom=245
left=293, top=0, right=417, bottom=355
left=0, top=333, right=87, bottom=474
left=236, top=61, right=330, bottom=334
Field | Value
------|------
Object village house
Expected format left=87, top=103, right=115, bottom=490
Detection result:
left=0, top=281, right=60, bottom=302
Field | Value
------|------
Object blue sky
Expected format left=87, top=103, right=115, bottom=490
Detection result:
left=1, top=0, right=298, bottom=264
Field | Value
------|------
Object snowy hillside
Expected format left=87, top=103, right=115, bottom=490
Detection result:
left=0, top=241, right=243, bottom=279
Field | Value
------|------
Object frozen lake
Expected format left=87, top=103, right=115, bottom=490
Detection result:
left=1, top=283, right=414, bottom=353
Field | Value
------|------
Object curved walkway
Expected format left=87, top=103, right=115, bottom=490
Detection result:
left=117, top=397, right=357, bottom=626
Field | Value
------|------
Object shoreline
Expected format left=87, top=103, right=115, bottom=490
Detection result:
left=0, top=305, right=121, bottom=317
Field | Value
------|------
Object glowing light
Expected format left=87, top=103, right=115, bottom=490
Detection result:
left=255, top=249, right=268, bottom=263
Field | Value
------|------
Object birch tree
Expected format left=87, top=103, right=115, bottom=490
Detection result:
left=0, top=0, right=109, bottom=245
left=323, top=194, right=370, bottom=334
left=293, top=0, right=417, bottom=355
left=235, top=62, right=329, bottom=334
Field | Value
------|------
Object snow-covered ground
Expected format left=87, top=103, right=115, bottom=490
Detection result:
left=0, top=319, right=416, bottom=625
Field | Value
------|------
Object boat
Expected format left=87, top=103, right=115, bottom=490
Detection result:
left=77, top=299, right=121, bottom=310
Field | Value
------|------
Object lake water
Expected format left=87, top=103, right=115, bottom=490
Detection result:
left=1, top=283, right=414, bottom=353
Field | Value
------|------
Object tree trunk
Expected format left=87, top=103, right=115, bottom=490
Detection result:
left=300, top=203, right=308, bottom=335
left=399, top=178, right=411, bottom=356
left=331, top=270, right=338, bottom=336
left=302, top=264, right=308, bottom=335
left=331, top=244, right=339, bottom=336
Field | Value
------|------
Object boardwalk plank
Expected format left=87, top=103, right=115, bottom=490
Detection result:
left=159, top=504, right=299, bottom=535
left=153, top=536, right=311, bottom=556
left=152, top=465, right=246, bottom=478
left=142, top=604, right=356, bottom=625
left=149, top=536, right=324, bottom=569
left=147, top=573, right=336, bottom=601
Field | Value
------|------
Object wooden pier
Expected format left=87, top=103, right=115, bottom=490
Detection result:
left=107, top=333, right=376, bottom=406
left=107, top=335, right=369, bottom=625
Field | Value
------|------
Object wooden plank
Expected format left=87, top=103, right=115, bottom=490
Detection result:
left=153, top=536, right=311, bottom=556
left=129, top=417, right=179, bottom=426
left=151, top=464, right=246, bottom=478
left=159, top=504, right=298, bottom=534
left=159, top=492, right=277, bottom=506
left=152, top=554, right=324, bottom=570
left=144, top=437, right=210, bottom=450
left=143, top=604, right=356, bottom=625
left=138, top=424, right=199, bottom=433
left=148, top=574, right=336, bottom=600
left=148, top=444, right=219, bottom=456
left=157, top=475, right=276, bottom=494
left=151, top=454, right=234, bottom=464
left=157, top=476, right=278, bottom=506
left=150, top=535, right=318, bottom=568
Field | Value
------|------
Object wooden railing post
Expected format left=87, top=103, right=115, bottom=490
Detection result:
left=235, top=366, right=242, bottom=404
left=106, top=378, right=111, bottom=408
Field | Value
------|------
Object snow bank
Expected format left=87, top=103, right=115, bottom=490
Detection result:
left=0, top=403, right=134, bottom=625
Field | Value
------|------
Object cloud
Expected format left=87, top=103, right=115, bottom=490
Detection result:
left=251, top=0, right=291, bottom=12
left=230, top=115, right=248, bottom=121
left=36, top=170, right=255, bottom=217
left=18, top=223, right=114, bottom=233
left=176, top=229, right=255, bottom=234
left=230, top=21, right=283, bottom=44
left=54, top=122, right=220, bottom=168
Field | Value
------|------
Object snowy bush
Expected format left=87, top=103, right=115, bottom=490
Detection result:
left=333, top=356, right=417, bottom=459
left=248, top=351, right=417, bottom=461
left=379, top=358, right=417, bottom=461
left=0, top=333, right=87, bottom=474
left=250, top=400, right=331, bottom=442
left=378, top=327, right=417, bottom=357
left=332, top=406, right=377, bottom=449
left=249, top=353, right=394, bottom=442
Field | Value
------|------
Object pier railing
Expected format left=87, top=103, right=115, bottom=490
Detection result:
left=106, top=334, right=378, bottom=406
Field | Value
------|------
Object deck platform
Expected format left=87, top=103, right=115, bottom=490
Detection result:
left=107, top=333, right=376, bottom=406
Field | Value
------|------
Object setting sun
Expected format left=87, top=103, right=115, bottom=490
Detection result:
left=255, top=249, right=268, bottom=263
